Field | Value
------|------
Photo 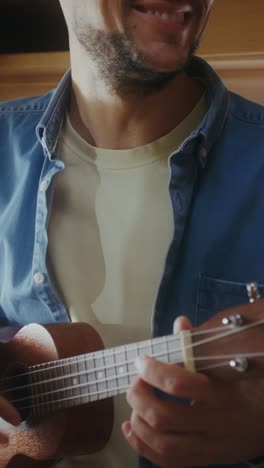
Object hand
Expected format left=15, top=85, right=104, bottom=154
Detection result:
left=0, top=396, right=21, bottom=445
left=122, top=316, right=264, bottom=467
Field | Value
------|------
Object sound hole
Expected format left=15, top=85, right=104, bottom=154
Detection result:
left=0, top=363, right=31, bottom=421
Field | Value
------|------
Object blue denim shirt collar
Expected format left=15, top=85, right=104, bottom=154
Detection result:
left=36, top=56, right=229, bottom=162
left=36, top=69, right=72, bottom=158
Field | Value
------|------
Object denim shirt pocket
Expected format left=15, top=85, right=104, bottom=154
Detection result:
left=195, top=274, right=264, bottom=327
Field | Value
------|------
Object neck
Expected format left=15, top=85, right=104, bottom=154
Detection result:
left=68, top=46, right=205, bottom=150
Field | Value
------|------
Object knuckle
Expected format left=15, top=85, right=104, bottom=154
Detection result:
left=145, top=408, right=164, bottom=430
left=165, top=375, right=183, bottom=395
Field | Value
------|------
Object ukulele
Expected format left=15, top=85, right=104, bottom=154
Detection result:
left=1, top=298, right=264, bottom=467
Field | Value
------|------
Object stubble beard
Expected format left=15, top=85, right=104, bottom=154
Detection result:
left=74, top=25, right=199, bottom=97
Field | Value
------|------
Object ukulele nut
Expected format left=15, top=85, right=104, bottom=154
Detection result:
left=229, top=357, right=248, bottom=373
left=222, top=314, right=244, bottom=327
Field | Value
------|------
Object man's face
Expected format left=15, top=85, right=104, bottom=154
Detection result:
left=60, top=0, right=214, bottom=93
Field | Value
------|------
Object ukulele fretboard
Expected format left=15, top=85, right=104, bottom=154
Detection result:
left=26, top=335, right=183, bottom=417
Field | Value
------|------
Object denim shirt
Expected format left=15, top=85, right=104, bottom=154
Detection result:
left=1, top=57, right=264, bottom=468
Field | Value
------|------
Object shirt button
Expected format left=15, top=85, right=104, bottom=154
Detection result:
left=40, top=179, right=50, bottom=192
left=34, top=272, right=45, bottom=285
left=199, top=147, right=208, bottom=158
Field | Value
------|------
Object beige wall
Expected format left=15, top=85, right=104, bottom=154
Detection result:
left=200, top=0, right=264, bottom=104
left=201, top=0, right=264, bottom=56
left=0, top=1, right=264, bottom=103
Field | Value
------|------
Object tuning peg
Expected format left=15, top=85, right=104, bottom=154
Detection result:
left=222, top=314, right=245, bottom=327
left=229, top=357, right=248, bottom=373
left=247, top=281, right=261, bottom=303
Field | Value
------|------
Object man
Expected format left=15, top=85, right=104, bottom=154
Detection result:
left=1, top=0, right=264, bottom=467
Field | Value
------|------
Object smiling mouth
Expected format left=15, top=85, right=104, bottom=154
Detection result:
left=132, top=4, right=192, bottom=24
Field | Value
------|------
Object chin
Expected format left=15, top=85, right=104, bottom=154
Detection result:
left=143, top=50, right=190, bottom=73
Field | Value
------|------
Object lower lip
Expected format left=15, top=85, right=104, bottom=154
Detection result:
left=131, top=7, right=189, bottom=32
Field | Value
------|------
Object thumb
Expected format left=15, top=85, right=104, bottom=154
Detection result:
left=173, top=315, right=192, bottom=334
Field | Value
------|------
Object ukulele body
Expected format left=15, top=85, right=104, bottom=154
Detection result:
left=0, top=322, right=114, bottom=467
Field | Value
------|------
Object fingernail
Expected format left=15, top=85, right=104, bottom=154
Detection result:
left=134, top=356, right=146, bottom=375
left=173, top=317, right=182, bottom=333
left=122, top=421, right=132, bottom=438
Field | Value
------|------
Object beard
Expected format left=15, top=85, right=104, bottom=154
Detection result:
left=74, top=24, right=199, bottom=97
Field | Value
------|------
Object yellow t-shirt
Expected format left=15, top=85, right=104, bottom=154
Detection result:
left=48, top=95, right=207, bottom=468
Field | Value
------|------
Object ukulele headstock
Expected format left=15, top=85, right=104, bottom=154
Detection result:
left=181, top=283, right=264, bottom=381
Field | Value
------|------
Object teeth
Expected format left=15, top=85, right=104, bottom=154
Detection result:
left=146, top=9, right=185, bottom=23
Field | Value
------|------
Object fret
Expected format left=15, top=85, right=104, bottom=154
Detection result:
left=126, top=343, right=138, bottom=386
left=104, top=348, right=119, bottom=398
left=71, top=356, right=81, bottom=406
left=84, top=352, right=95, bottom=402
left=112, top=346, right=119, bottom=395
left=102, top=352, right=108, bottom=398
left=94, top=350, right=107, bottom=400
left=22, top=334, right=186, bottom=416
left=56, top=358, right=68, bottom=411
left=31, top=363, right=50, bottom=417
left=78, top=354, right=89, bottom=403
left=29, top=365, right=40, bottom=417
left=124, top=346, right=128, bottom=389
left=152, top=336, right=168, bottom=363
left=65, top=354, right=89, bottom=406
left=51, top=360, right=64, bottom=410
left=89, top=353, right=97, bottom=402
left=40, top=365, right=49, bottom=415
left=64, top=359, right=71, bottom=409
left=167, top=336, right=182, bottom=364
left=138, top=339, right=152, bottom=358
left=115, top=345, right=129, bottom=394
left=59, top=357, right=83, bottom=408
left=44, top=364, right=52, bottom=414
left=43, top=362, right=55, bottom=414
left=64, top=358, right=72, bottom=403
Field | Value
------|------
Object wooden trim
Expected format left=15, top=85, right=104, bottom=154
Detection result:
left=203, top=52, right=264, bottom=70
left=0, top=52, right=69, bottom=100
left=203, top=52, right=264, bottom=104
left=0, top=52, right=69, bottom=77
left=0, top=51, right=264, bottom=103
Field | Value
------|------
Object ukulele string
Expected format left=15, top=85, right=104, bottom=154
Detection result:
left=5, top=319, right=264, bottom=409
left=1, top=322, right=239, bottom=398
left=13, top=351, right=264, bottom=413
left=3, top=319, right=264, bottom=407
left=7, top=346, right=185, bottom=403
left=10, top=350, right=264, bottom=409
left=193, top=351, right=264, bottom=370
left=2, top=320, right=264, bottom=397
left=0, top=324, right=232, bottom=386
